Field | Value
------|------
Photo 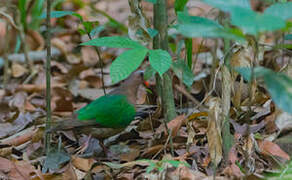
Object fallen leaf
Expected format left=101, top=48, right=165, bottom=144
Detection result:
left=1, top=126, right=38, bottom=146
left=258, top=140, right=290, bottom=160
left=63, top=163, right=77, bottom=180
left=0, top=112, right=34, bottom=139
left=11, top=62, right=28, bottom=78
left=71, top=156, right=96, bottom=172
left=120, top=147, right=140, bottom=162
left=157, top=115, right=185, bottom=137
left=0, top=157, right=37, bottom=180
left=9, top=91, right=27, bottom=111
left=206, top=98, right=222, bottom=166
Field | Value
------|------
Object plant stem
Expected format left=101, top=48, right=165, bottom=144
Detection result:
left=87, top=33, right=106, bottom=95
left=44, top=0, right=52, bottom=155
left=220, top=12, right=233, bottom=163
left=153, top=0, right=176, bottom=122
left=153, top=0, right=176, bottom=157
left=3, top=22, right=10, bottom=87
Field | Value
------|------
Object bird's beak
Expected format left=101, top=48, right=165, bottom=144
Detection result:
left=144, top=81, right=150, bottom=87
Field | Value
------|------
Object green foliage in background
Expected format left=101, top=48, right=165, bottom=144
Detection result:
left=237, top=67, right=292, bottom=114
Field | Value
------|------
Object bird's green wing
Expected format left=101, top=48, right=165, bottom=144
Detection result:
left=76, top=95, right=136, bottom=128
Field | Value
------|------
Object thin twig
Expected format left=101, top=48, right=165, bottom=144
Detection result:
left=174, top=84, right=208, bottom=111
left=86, top=33, right=106, bottom=95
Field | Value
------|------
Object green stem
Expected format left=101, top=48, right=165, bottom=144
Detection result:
left=86, top=32, right=106, bottom=95
left=153, top=0, right=176, bottom=122
left=220, top=12, right=233, bottom=163
left=153, top=0, right=176, bottom=157
left=45, top=0, right=52, bottom=155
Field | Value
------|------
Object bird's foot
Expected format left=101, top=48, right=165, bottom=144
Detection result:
left=98, top=141, right=109, bottom=157
left=76, top=135, right=92, bottom=155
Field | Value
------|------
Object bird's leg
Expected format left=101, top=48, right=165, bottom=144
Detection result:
left=76, top=134, right=92, bottom=155
left=98, top=140, right=109, bottom=157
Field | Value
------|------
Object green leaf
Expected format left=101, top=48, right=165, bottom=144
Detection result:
left=145, top=0, right=157, bottom=3
left=144, top=65, right=157, bottom=80
left=77, top=28, right=86, bottom=35
left=230, top=7, right=286, bottom=35
left=31, top=0, right=44, bottom=18
left=149, top=49, right=172, bottom=76
left=176, top=13, right=245, bottom=42
left=18, top=0, right=27, bottom=29
left=203, top=0, right=251, bottom=12
left=40, top=11, right=83, bottom=21
left=236, top=66, right=271, bottom=81
left=81, top=36, right=144, bottom=49
left=30, top=0, right=44, bottom=29
left=172, top=60, right=194, bottom=87
left=184, top=38, right=192, bottom=68
left=161, top=160, right=191, bottom=168
left=90, top=25, right=105, bottom=37
left=103, top=162, right=123, bottom=169
left=176, top=12, right=223, bottom=38
left=40, top=10, right=73, bottom=18
left=110, top=48, right=148, bottom=83
left=147, top=28, right=158, bottom=38
left=285, top=34, right=292, bottom=40
left=175, top=0, right=189, bottom=14
left=263, top=72, right=292, bottom=114
left=82, top=21, right=99, bottom=34
left=236, top=67, right=292, bottom=114
left=264, top=2, right=292, bottom=20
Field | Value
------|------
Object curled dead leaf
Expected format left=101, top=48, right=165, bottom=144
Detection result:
left=206, top=97, right=222, bottom=166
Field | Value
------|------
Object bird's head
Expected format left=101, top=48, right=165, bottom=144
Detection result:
left=124, top=70, right=149, bottom=87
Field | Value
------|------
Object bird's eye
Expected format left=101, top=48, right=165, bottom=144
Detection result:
left=139, top=71, right=144, bottom=78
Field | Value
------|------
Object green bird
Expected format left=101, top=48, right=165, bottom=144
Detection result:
left=50, top=70, right=146, bottom=151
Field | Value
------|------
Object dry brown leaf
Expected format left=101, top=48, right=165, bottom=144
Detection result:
left=167, top=166, right=206, bottom=180
left=0, top=157, right=37, bottom=180
left=0, top=113, right=34, bottom=139
left=71, top=156, right=96, bottom=172
left=26, top=30, right=44, bottom=50
left=63, top=163, right=77, bottom=180
left=157, top=115, right=185, bottom=137
left=120, top=147, right=140, bottom=162
left=9, top=91, right=27, bottom=111
left=52, top=38, right=68, bottom=56
left=0, top=146, right=12, bottom=157
left=51, top=61, right=69, bottom=74
left=142, top=144, right=164, bottom=157
left=11, top=62, right=28, bottom=78
left=117, top=172, right=134, bottom=180
left=258, top=140, right=290, bottom=160
left=1, top=127, right=38, bottom=146
left=275, top=111, right=292, bottom=133
left=206, top=97, right=222, bottom=166
left=31, top=173, right=63, bottom=180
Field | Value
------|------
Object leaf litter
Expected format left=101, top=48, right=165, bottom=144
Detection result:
left=0, top=0, right=291, bottom=179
